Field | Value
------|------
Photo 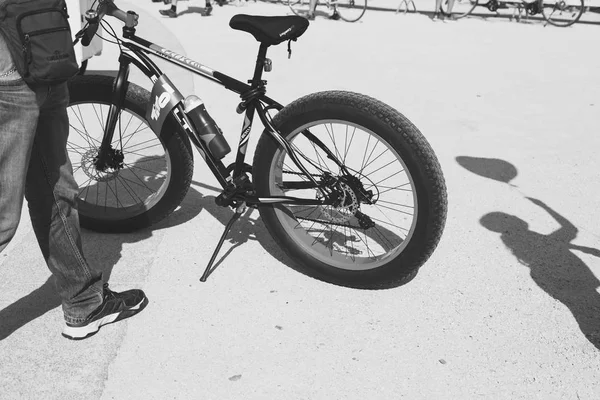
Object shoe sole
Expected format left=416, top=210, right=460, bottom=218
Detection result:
left=62, top=297, right=149, bottom=340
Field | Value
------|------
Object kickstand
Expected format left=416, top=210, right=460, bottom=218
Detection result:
left=200, top=203, right=246, bottom=282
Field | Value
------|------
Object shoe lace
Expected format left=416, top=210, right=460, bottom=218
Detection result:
left=102, top=282, right=116, bottom=301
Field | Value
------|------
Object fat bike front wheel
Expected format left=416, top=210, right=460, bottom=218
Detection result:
left=67, top=75, right=194, bottom=233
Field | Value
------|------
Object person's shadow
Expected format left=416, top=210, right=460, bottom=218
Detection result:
left=456, top=156, right=600, bottom=349
left=481, top=198, right=600, bottom=349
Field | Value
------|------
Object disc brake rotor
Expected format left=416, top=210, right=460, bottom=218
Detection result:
left=81, top=148, right=119, bottom=182
left=321, top=181, right=359, bottom=223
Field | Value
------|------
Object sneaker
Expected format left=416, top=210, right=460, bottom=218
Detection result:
left=62, top=283, right=148, bottom=340
left=307, top=13, right=315, bottom=20
left=329, top=11, right=340, bottom=20
left=202, top=5, right=213, bottom=15
left=159, top=8, right=178, bottom=17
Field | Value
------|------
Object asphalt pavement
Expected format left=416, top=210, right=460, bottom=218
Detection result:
left=1, top=0, right=600, bottom=399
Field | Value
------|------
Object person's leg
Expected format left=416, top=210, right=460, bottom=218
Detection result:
left=25, top=82, right=104, bottom=323
left=433, top=0, right=443, bottom=18
left=0, top=78, right=39, bottom=254
left=26, top=82, right=148, bottom=340
left=159, top=0, right=178, bottom=17
left=204, top=0, right=213, bottom=15
left=307, top=0, right=317, bottom=19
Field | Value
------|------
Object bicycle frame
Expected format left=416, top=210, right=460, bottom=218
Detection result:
left=474, top=0, right=541, bottom=15
left=97, top=24, right=346, bottom=209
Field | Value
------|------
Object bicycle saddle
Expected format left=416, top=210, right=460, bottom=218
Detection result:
left=229, top=15, right=309, bottom=46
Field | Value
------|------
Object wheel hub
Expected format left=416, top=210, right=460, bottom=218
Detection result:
left=322, top=181, right=359, bottom=223
left=81, top=148, right=120, bottom=182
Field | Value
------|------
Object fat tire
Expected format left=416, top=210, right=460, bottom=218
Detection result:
left=253, top=91, right=447, bottom=289
left=67, top=75, right=194, bottom=233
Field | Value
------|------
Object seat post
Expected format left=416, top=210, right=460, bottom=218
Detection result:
left=250, top=43, right=269, bottom=87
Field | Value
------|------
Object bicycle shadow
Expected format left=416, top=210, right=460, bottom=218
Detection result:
left=457, top=155, right=600, bottom=350
left=184, top=179, right=288, bottom=280
left=0, top=153, right=411, bottom=339
left=188, top=180, right=406, bottom=286
left=0, top=157, right=206, bottom=341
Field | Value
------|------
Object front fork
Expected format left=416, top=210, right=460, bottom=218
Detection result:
left=94, top=57, right=130, bottom=171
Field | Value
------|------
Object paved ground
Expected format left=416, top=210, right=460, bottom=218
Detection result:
left=1, top=0, right=600, bottom=399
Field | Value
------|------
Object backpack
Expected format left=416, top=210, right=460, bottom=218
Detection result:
left=0, top=0, right=79, bottom=85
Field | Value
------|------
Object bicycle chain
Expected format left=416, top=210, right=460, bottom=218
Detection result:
left=282, top=170, right=376, bottom=230
left=282, top=170, right=323, bottom=177
left=295, top=215, right=364, bottom=230
left=284, top=170, right=359, bottom=228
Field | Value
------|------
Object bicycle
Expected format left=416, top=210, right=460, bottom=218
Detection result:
left=439, top=0, right=584, bottom=27
left=287, top=0, right=367, bottom=22
left=68, top=0, right=447, bottom=289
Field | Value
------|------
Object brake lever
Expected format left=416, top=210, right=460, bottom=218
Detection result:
left=72, top=27, right=85, bottom=45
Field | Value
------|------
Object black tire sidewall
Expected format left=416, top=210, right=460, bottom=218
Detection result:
left=253, top=93, right=444, bottom=288
left=68, top=75, right=194, bottom=233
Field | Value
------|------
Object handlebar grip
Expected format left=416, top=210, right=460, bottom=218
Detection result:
left=77, top=0, right=139, bottom=46
left=80, top=10, right=99, bottom=47
left=81, top=22, right=99, bottom=46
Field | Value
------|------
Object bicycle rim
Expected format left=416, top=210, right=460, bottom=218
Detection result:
left=540, top=0, right=583, bottom=26
left=288, top=0, right=312, bottom=17
left=267, top=120, right=418, bottom=271
left=334, top=0, right=367, bottom=21
left=67, top=101, right=172, bottom=222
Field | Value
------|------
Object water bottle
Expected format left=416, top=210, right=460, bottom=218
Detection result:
left=183, top=95, right=231, bottom=159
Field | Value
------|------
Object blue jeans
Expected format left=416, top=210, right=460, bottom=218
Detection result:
left=0, top=77, right=103, bottom=324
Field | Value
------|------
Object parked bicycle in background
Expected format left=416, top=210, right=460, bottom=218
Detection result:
left=288, top=0, right=368, bottom=22
left=439, top=0, right=585, bottom=26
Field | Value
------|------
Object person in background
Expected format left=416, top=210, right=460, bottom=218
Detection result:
left=306, top=0, right=340, bottom=20
left=432, top=0, right=455, bottom=19
left=158, top=0, right=213, bottom=18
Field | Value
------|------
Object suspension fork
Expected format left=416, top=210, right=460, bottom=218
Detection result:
left=97, top=55, right=131, bottom=162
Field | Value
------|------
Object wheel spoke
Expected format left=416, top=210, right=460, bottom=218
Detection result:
left=67, top=96, right=174, bottom=225
left=267, top=119, right=420, bottom=271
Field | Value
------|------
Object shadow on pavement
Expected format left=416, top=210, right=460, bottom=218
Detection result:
left=457, top=155, right=600, bottom=350
left=183, top=179, right=288, bottom=281
left=0, top=278, right=61, bottom=340
left=0, top=178, right=206, bottom=341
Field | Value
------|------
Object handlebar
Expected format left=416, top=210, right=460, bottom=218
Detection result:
left=74, top=0, right=139, bottom=47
